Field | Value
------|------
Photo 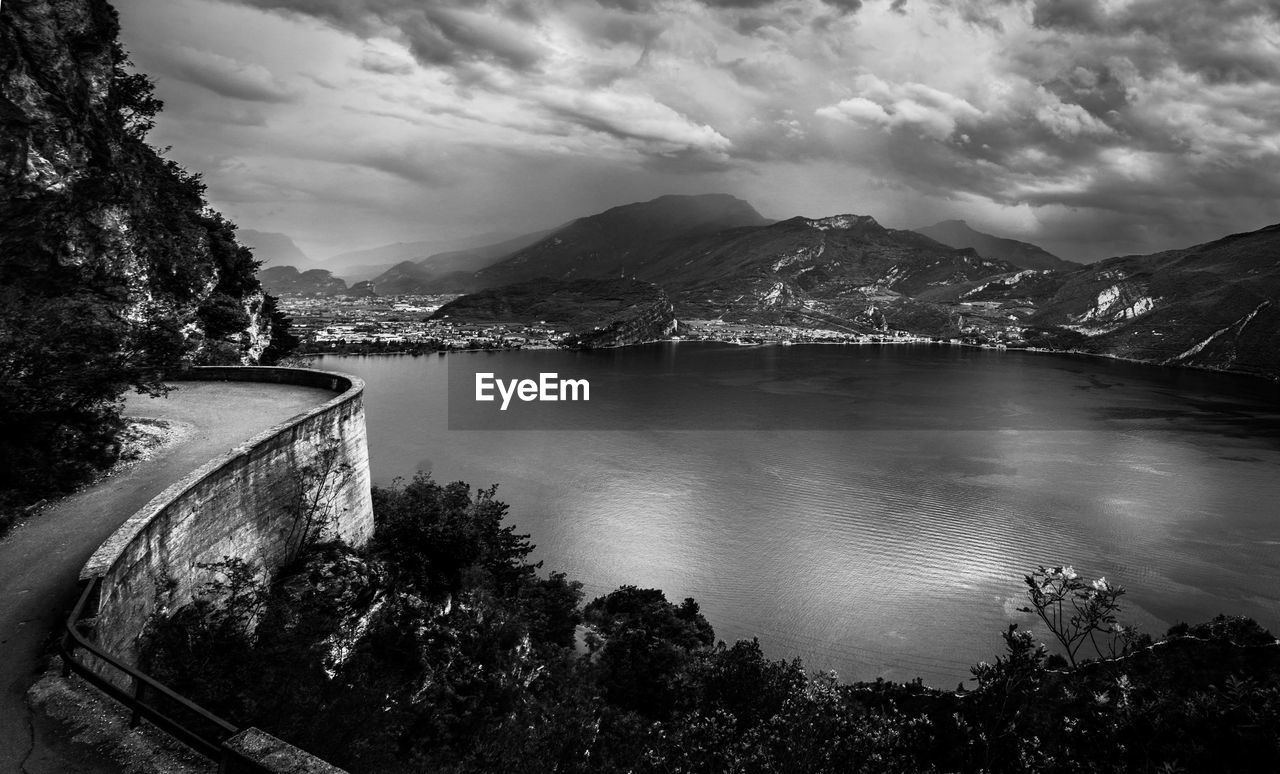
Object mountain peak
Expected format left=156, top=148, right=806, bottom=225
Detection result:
left=589, top=193, right=768, bottom=227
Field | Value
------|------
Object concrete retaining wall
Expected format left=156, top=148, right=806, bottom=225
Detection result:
left=80, top=366, right=375, bottom=668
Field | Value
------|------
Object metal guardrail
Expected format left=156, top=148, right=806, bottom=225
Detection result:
left=60, top=576, right=241, bottom=762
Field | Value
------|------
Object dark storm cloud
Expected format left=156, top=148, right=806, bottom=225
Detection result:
left=1030, top=0, right=1280, bottom=83
left=345, top=145, right=461, bottom=186
left=1029, top=0, right=1104, bottom=32
left=820, top=0, right=864, bottom=13
left=397, top=6, right=547, bottom=70
left=692, top=0, right=782, bottom=8
left=357, top=49, right=415, bottom=75
left=641, top=146, right=738, bottom=174
left=571, top=9, right=666, bottom=49
left=594, top=0, right=654, bottom=12
left=539, top=92, right=730, bottom=156
left=224, top=0, right=550, bottom=72
left=155, top=0, right=1280, bottom=260
left=156, top=45, right=297, bottom=102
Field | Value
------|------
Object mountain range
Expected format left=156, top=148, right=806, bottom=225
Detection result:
left=432, top=195, right=1280, bottom=378
left=239, top=229, right=318, bottom=271
left=250, top=228, right=549, bottom=291
left=251, top=191, right=1280, bottom=379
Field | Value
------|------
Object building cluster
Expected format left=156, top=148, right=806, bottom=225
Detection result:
left=278, top=293, right=1032, bottom=354
left=278, top=295, right=572, bottom=352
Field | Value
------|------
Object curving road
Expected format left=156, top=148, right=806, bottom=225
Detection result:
left=0, top=382, right=333, bottom=774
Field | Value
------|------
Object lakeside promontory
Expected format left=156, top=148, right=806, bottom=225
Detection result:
left=431, top=278, right=677, bottom=349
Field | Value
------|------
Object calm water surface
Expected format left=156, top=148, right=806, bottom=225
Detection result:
left=318, top=344, right=1280, bottom=687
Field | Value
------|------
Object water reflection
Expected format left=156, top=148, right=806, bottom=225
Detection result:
left=321, top=345, right=1280, bottom=686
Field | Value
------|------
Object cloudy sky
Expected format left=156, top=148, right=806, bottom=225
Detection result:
left=113, top=0, right=1280, bottom=262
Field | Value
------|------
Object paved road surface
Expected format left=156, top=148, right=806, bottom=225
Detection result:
left=0, top=382, right=332, bottom=774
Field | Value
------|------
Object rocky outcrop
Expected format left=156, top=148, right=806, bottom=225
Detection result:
left=569, top=292, right=677, bottom=349
left=433, top=278, right=677, bottom=348
left=1, top=0, right=289, bottom=502
left=0, top=0, right=274, bottom=367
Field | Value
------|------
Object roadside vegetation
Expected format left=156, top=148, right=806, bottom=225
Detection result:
left=141, top=474, right=1280, bottom=773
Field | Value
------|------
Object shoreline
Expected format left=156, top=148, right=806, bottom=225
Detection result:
left=306, top=337, right=1280, bottom=385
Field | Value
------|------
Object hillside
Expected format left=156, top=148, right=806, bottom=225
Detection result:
left=632, top=214, right=1020, bottom=325
left=370, top=227, right=563, bottom=294
left=1022, top=224, right=1280, bottom=377
left=915, top=220, right=1077, bottom=271
left=469, top=194, right=772, bottom=289
left=432, top=278, right=676, bottom=348
left=462, top=198, right=1019, bottom=335
left=258, top=266, right=351, bottom=296
left=0, top=0, right=292, bottom=505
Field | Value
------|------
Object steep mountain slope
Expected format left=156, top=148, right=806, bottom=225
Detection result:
left=915, top=220, right=1077, bottom=271
left=432, top=278, right=676, bottom=347
left=470, top=194, right=772, bottom=289
left=369, top=227, right=559, bottom=294
left=417, top=227, right=559, bottom=273
left=1, top=0, right=279, bottom=367
left=452, top=199, right=1021, bottom=333
left=1025, top=224, right=1280, bottom=376
left=0, top=0, right=290, bottom=501
left=635, top=215, right=1019, bottom=320
left=325, top=229, right=528, bottom=281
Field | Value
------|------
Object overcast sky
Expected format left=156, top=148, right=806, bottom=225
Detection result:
left=113, top=0, right=1280, bottom=262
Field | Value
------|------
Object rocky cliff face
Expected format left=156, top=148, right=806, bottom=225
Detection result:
left=570, top=293, right=677, bottom=349
left=1, top=1, right=286, bottom=502
left=0, top=0, right=273, bottom=368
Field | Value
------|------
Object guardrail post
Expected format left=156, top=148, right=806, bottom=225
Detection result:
left=131, top=678, right=146, bottom=727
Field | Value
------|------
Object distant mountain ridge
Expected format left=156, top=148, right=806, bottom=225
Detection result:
left=324, top=230, right=539, bottom=282
left=254, top=188, right=1280, bottom=378
left=914, top=220, right=1077, bottom=271
left=239, top=229, right=318, bottom=271
left=449, top=198, right=1015, bottom=329
left=259, top=266, right=350, bottom=296
left=470, top=193, right=773, bottom=289
left=370, top=227, right=561, bottom=295
left=435, top=194, right=1280, bottom=378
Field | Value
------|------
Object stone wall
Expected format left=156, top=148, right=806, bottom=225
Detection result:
left=80, top=366, right=375, bottom=668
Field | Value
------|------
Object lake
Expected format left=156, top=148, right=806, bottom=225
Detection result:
left=317, top=344, right=1280, bottom=687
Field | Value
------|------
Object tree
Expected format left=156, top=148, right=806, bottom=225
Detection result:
left=582, top=586, right=715, bottom=718
left=371, top=473, right=538, bottom=599
left=0, top=10, right=289, bottom=516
